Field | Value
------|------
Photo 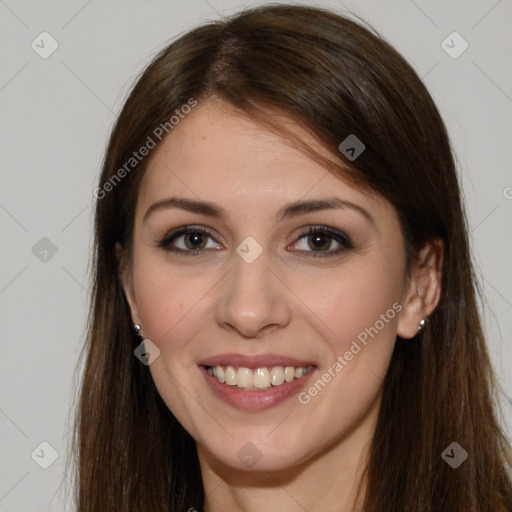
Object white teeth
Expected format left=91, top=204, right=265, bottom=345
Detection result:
left=225, top=365, right=237, bottom=385
left=253, top=368, right=270, bottom=388
left=294, top=367, right=304, bottom=378
left=270, top=366, right=285, bottom=386
left=237, top=367, right=252, bottom=388
left=284, top=366, right=295, bottom=382
left=208, top=364, right=313, bottom=389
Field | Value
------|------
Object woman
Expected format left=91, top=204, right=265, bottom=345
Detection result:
left=72, top=4, right=512, bottom=511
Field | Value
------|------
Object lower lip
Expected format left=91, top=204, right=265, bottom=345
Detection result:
left=199, top=366, right=317, bottom=411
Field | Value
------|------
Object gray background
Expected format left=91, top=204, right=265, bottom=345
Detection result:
left=1, top=0, right=511, bottom=510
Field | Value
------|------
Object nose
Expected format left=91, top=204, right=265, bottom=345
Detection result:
left=215, top=248, right=292, bottom=338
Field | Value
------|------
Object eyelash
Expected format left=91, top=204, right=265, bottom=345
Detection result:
left=157, top=225, right=353, bottom=258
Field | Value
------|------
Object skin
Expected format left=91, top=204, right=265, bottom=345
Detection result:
left=121, top=99, right=442, bottom=511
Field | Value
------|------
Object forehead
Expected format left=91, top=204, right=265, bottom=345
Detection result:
left=137, top=99, right=382, bottom=218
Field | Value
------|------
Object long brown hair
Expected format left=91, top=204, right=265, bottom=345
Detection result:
left=69, top=4, right=512, bottom=511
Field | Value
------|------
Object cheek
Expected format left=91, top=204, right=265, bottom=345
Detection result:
left=134, top=277, right=184, bottom=342
left=290, top=262, right=403, bottom=447
left=132, top=254, right=218, bottom=351
left=135, top=294, right=186, bottom=347
left=132, top=258, right=215, bottom=418
left=298, top=256, right=404, bottom=354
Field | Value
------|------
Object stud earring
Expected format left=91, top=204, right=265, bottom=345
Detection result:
left=133, top=324, right=143, bottom=340
left=416, top=319, right=426, bottom=334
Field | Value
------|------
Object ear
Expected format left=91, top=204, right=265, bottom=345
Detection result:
left=116, top=242, right=141, bottom=326
left=397, top=239, right=443, bottom=339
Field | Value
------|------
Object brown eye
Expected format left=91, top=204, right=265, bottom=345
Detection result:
left=290, top=226, right=353, bottom=257
left=184, top=232, right=208, bottom=250
left=158, top=227, right=222, bottom=256
left=307, top=233, right=333, bottom=252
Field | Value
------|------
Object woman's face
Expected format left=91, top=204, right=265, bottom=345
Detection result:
left=123, top=99, right=418, bottom=472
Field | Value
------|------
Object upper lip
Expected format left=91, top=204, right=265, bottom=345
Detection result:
left=198, top=353, right=316, bottom=369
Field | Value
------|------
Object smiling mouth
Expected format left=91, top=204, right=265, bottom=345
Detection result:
left=205, top=365, right=315, bottom=390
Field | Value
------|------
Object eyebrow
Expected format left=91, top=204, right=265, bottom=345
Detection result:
left=143, top=197, right=224, bottom=223
left=277, top=197, right=375, bottom=225
left=142, top=196, right=375, bottom=225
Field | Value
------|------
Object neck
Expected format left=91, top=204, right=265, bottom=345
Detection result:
left=198, top=405, right=377, bottom=512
